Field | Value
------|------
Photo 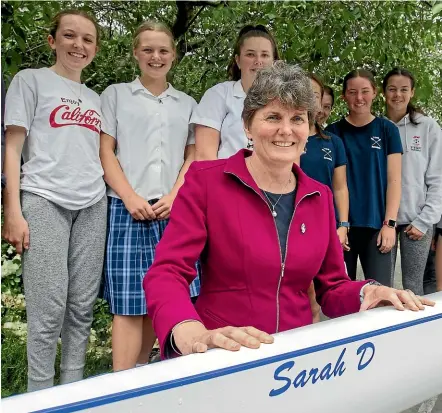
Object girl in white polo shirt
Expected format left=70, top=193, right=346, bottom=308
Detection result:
left=3, top=10, right=107, bottom=392
left=191, top=25, right=279, bottom=160
left=100, top=21, right=200, bottom=371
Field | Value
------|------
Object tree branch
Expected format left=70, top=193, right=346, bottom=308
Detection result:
left=190, top=1, right=226, bottom=7
left=186, top=6, right=206, bottom=30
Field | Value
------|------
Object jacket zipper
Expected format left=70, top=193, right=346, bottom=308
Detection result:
left=225, top=171, right=319, bottom=333
left=275, top=191, right=319, bottom=332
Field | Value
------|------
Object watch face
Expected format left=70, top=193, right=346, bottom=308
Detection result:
left=388, top=219, right=396, bottom=227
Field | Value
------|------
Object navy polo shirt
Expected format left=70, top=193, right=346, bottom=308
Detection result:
left=300, top=132, right=347, bottom=191
left=326, top=117, right=403, bottom=229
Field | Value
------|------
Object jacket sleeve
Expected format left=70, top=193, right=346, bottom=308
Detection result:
left=1, top=74, right=6, bottom=189
left=411, top=120, right=442, bottom=233
left=314, top=186, right=369, bottom=318
left=144, top=163, right=206, bottom=355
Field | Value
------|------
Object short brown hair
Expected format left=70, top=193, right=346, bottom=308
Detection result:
left=228, top=25, right=279, bottom=81
left=133, top=21, right=175, bottom=51
left=49, top=9, right=101, bottom=45
left=242, top=61, right=317, bottom=128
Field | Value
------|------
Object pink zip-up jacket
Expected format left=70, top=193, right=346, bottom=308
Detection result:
left=145, top=150, right=368, bottom=356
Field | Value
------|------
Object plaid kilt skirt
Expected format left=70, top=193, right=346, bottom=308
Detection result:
left=104, top=197, right=201, bottom=315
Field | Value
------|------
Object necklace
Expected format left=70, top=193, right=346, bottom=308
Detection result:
left=262, top=182, right=291, bottom=217
left=248, top=158, right=292, bottom=218
left=54, top=71, right=83, bottom=105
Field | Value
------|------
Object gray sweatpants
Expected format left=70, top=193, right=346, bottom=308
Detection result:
left=21, top=192, right=107, bottom=392
left=392, top=225, right=434, bottom=295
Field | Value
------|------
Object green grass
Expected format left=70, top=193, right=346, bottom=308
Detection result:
left=1, top=331, right=112, bottom=398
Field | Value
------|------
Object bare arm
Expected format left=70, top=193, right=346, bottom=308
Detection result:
left=195, top=125, right=220, bottom=161
left=3, top=126, right=25, bottom=214
left=100, top=132, right=135, bottom=201
left=2, top=126, right=29, bottom=253
left=385, top=153, right=402, bottom=222
left=99, top=132, right=155, bottom=220
left=377, top=153, right=402, bottom=253
left=170, top=144, right=195, bottom=198
left=332, top=165, right=349, bottom=222
left=332, top=165, right=350, bottom=251
left=152, top=145, right=196, bottom=220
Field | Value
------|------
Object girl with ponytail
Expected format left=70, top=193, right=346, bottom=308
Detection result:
left=383, top=67, right=442, bottom=295
left=191, top=25, right=279, bottom=160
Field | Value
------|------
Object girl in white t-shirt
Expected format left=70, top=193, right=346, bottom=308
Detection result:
left=100, top=21, right=200, bottom=372
left=191, top=25, right=279, bottom=160
left=3, top=10, right=107, bottom=392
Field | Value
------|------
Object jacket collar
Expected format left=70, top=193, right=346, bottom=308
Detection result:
left=130, top=78, right=180, bottom=100
left=223, top=149, right=322, bottom=202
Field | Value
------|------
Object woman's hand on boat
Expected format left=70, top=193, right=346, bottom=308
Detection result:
left=172, top=321, right=274, bottom=355
left=360, top=285, right=435, bottom=311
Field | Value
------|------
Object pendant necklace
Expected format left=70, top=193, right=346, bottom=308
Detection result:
left=249, top=158, right=292, bottom=218
left=262, top=180, right=291, bottom=218
left=54, top=71, right=83, bottom=105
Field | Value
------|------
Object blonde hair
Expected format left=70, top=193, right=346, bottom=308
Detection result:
left=133, top=20, right=175, bottom=51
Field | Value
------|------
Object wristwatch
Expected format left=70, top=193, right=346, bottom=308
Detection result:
left=383, top=219, right=397, bottom=228
left=360, top=281, right=382, bottom=303
left=338, top=221, right=350, bottom=229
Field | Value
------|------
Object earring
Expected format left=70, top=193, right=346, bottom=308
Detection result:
left=247, top=138, right=254, bottom=149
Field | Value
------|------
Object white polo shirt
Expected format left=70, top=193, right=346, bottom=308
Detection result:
left=190, top=80, right=247, bottom=159
left=4, top=68, right=105, bottom=210
left=100, top=78, right=196, bottom=201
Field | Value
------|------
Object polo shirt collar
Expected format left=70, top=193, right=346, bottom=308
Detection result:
left=233, top=80, right=246, bottom=98
left=130, top=78, right=180, bottom=100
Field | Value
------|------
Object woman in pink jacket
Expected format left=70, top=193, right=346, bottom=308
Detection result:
left=145, top=62, right=434, bottom=358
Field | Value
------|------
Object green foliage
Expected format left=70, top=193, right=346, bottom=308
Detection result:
left=1, top=330, right=28, bottom=397
left=1, top=329, right=112, bottom=397
left=1, top=1, right=441, bottom=121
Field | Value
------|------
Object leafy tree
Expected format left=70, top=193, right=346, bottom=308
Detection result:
left=2, top=1, right=441, bottom=121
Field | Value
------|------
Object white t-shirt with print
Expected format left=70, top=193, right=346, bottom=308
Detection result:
left=100, top=78, right=196, bottom=201
left=5, top=68, right=105, bottom=210
left=190, top=80, right=247, bottom=159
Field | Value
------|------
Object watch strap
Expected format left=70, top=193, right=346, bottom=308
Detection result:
left=383, top=219, right=397, bottom=228
left=338, top=221, right=350, bottom=228
left=359, top=280, right=382, bottom=303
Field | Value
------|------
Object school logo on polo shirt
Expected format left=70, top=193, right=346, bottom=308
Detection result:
left=322, top=148, right=333, bottom=161
left=371, top=136, right=381, bottom=149
left=411, top=135, right=421, bottom=152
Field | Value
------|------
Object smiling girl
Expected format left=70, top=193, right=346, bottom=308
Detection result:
left=383, top=68, right=442, bottom=294
left=3, top=10, right=106, bottom=391
left=191, top=25, right=279, bottom=160
left=302, top=74, right=349, bottom=250
left=99, top=21, right=200, bottom=371
left=326, top=70, right=403, bottom=286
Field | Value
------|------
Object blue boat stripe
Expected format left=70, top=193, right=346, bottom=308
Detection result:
left=30, top=313, right=442, bottom=413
